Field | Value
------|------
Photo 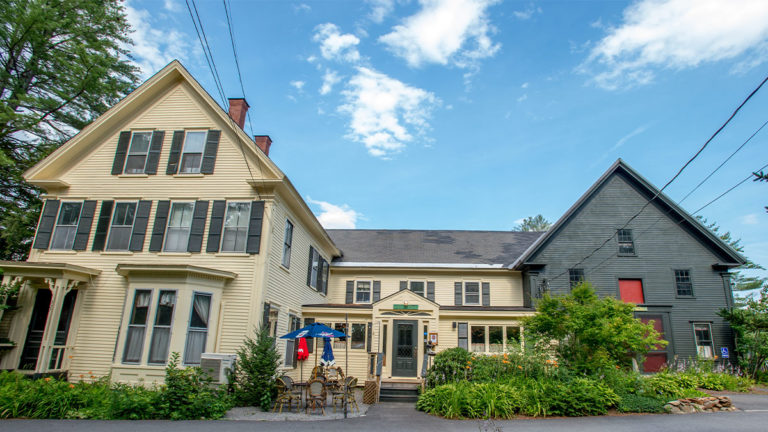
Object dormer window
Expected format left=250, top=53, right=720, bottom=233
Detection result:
left=180, top=131, right=207, bottom=174
left=124, top=132, right=152, bottom=174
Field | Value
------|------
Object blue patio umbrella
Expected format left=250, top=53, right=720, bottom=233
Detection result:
left=279, top=322, right=346, bottom=340
left=320, top=338, right=335, bottom=366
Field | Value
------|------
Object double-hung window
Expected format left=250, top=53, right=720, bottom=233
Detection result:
left=569, top=268, right=585, bottom=288
left=123, top=290, right=151, bottom=363
left=284, top=315, right=301, bottom=367
left=184, top=293, right=212, bottom=365
left=675, top=270, right=694, bottom=297
left=281, top=220, right=293, bottom=268
left=355, top=281, right=371, bottom=303
left=350, top=323, right=366, bottom=349
left=107, top=202, right=137, bottom=251
left=693, top=323, right=714, bottom=358
left=124, top=131, right=152, bottom=174
left=164, top=202, right=194, bottom=252
left=221, top=202, right=251, bottom=252
left=50, top=202, right=82, bottom=250
left=409, top=281, right=425, bottom=297
left=309, top=248, right=320, bottom=289
left=179, top=131, right=207, bottom=174
left=148, top=291, right=176, bottom=364
left=464, top=282, right=480, bottom=305
left=617, top=229, right=636, bottom=255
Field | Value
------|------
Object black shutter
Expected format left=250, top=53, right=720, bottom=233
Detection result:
left=206, top=200, right=226, bottom=253
left=187, top=200, right=209, bottom=253
left=262, top=303, right=271, bottom=330
left=144, top=131, right=165, bottom=175
left=91, top=200, right=114, bottom=251
left=454, top=282, right=463, bottom=306
left=166, top=131, right=184, bottom=174
left=129, top=200, right=152, bottom=252
left=200, top=130, right=221, bottom=174
left=33, top=199, right=60, bottom=249
left=304, top=317, right=315, bottom=353
left=149, top=200, right=170, bottom=252
left=345, top=280, right=354, bottom=304
left=307, top=246, right=315, bottom=286
left=72, top=200, right=97, bottom=251
left=427, top=281, right=435, bottom=302
left=245, top=201, right=264, bottom=254
left=367, top=322, right=373, bottom=352
left=458, top=323, right=468, bottom=350
left=111, top=131, right=131, bottom=175
left=399, top=281, right=407, bottom=291
left=373, top=280, right=381, bottom=302
left=482, top=282, right=491, bottom=306
left=322, top=259, right=329, bottom=294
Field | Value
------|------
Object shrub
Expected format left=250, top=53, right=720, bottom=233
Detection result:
left=108, top=383, right=161, bottom=420
left=425, top=347, right=473, bottom=388
left=641, top=372, right=705, bottom=399
left=535, top=377, right=619, bottom=417
left=617, top=393, right=665, bottom=413
left=697, top=372, right=754, bottom=392
left=159, top=352, right=232, bottom=420
left=232, top=326, right=281, bottom=410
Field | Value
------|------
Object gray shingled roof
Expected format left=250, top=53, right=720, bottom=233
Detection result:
left=327, top=229, right=545, bottom=266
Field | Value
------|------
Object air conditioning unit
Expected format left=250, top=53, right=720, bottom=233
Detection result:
left=200, top=353, right=237, bottom=385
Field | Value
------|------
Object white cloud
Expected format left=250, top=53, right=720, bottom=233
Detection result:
left=583, top=0, right=768, bottom=89
left=368, top=0, right=396, bottom=23
left=379, top=0, right=500, bottom=69
left=290, top=80, right=306, bottom=90
left=339, top=67, right=439, bottom=158
left=308, top=198, right=360, bottom=229
left=517, top=94, right=527, bottom=102
left=521, top=82, right=529, bottom=89
left=512, top=4, right=542, bottom=20
left=313, top=23, right=361, bottom=63
left=124, top=3, right=194, bottom=78
left=610, top=125, right=647, bottom=152
left=741, top=214, right=760, bottom=225
left=163, top=0, right=181, bottom=12
left=320, top=69, right=342, bottom=95
left=294, top=3, right=311, bottom=13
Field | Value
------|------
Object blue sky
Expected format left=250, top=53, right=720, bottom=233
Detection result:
left=125, top=0, right=767, bottom=277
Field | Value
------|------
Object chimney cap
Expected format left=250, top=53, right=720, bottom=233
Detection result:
left=227, top=97, right=250, bottom=108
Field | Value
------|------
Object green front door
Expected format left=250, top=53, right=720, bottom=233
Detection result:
left=392, top=320, right=417, bottom=377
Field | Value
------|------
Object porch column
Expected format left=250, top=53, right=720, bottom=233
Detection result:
left=36, top=278, right=78, bottom=373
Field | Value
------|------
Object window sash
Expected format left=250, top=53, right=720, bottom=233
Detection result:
left=123, top=290, right=151, bottom=363
left=221, top=202, right=250, bottom=252
left=457, top=323, right=468, bottom=350
left=506, top=326, right=521, bottom=348
left=693, top=323, right=714, bottom=358
left=464, top=282, right=480, bottom=305
left=184, top=293, right=211, bottom=365
left=569, top=269, right=585, bottom=287
left=675, top=270, right=693, bottom=296
left=50, top=202, right=82, bottom=250
left=488, top=326, right=503, bottom=352
left=124, top=132, right=152, bottom=174
left=470, top=326, right=485, bottom=352
left=148, top=290, right=176, bottom=364
left=617, top=229, right=635, bottom=255
left=163, top=202, right=194, bottom=252
left=281, top=220, right=293, bottom=268
left=107, top=202, right=137, bottom=251
left=309, top=249, right=320, bottom=288
left=355, top=281, right=371, bottom=303
left=351, top=323, right=366, bottom=349
left=409, top=281, right=425, bottom=297
left=179, top=131, right=206, bottom=174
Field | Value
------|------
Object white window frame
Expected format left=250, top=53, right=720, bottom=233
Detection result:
left=147, top=290, right=177, bottom=365
left=350, top=322, right=366, bottom=350
left=106, top=201, right=138, bottom=251
left=281, top=220, right=293, bottom=268
left=470, top=325, right=486, bottom=353
left=693, top=323, right=715, bottom=359
left=309, top=248, right=320, bottom=289
left=163, top=201, right=195, bottom=252
left=50, top=201, right=83, bottom=250
left=123, top=289, right=153, bottom=364
left=123, top=131, right=153, bottom=174
left=355, top=280, right=372, bottom=304
left=179, top=130, right=208, bottom=174
left=463, top=281, right=481, bottom=305
left=220, top=201, right=251, bottom=253
left=183, top=291, right=213, bottom=365
left=409, top=280, right=426, bottom=297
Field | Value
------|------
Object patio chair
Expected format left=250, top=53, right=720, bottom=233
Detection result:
left=332, top=376, right=359, bottom=413
left=281, top=375, right=303, bottom=400
left=273, top=377, right=300, bottom=413
left=306, top=379, right=326, bottom=415
left=326, top=366, right=343, bottom=392
left=310, top=365, right=324, bottom=380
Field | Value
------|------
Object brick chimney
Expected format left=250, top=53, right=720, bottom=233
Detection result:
left=227, top=98, right=249, bottom=129
left=254, top=135, right=272, bottom=156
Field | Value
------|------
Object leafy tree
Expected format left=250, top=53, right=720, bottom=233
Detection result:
left=0, top=0, right=139, bottom=260
left=718, top=287, right=768, bottom=380
left=523, top=283, right=667, bottom=373
left=232, top=326, right=281, bottom=411
left=514, top=214, right=552, bottom=232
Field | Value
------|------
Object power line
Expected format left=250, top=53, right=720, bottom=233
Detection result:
left=187, top=0, right=227, bottom=107
left=693, top=161, right=768, bottom=215
left=222, top=0, right=255, bottom=137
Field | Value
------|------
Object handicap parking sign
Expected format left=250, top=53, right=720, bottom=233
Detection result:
left=721, top=347, right=729, bottom=358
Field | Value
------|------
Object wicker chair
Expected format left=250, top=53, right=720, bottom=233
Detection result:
left=332, top=376, right=359, bottom=413
left=306, top=379, right=326, bottom=415
left=273, top=377, right=300, bottom=413
left=281, top=375, right=303, bottom=401
left=310, top=365, right=324, bottom=380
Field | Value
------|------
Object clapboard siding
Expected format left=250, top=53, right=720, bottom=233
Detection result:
left=527, top=173, right=735, bottom=359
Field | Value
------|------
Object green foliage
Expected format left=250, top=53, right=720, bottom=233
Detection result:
left=719, top=287, right=768, bottom=379
left=160, top=352, right=232, bottom=420
left=697, top=372, right=753, bottom=392
left=425, top=347, right=472, bottom=388
left=641, top=371, right=705, bottom=399
left=0, top=279, right=21, bottom=311
left=232, top=326, right=281, bottom=411
left=616, top=393, right=666, bottom=413
left=524, top=283, right=667, bottom=373
left=0, top=0, right=140, bottom=260
left=514, top=214, right=552, bottom=232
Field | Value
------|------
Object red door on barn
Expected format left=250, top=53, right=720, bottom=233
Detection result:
left=619, top=279, right=644, bottom=304
left=638, top=314, right=669, bottom=373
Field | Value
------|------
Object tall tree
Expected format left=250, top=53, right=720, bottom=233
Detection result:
left=514, top=214, right=552, bottom=232
left=0, top=0, right=139, bottom=260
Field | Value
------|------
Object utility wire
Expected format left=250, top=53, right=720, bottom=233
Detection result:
left=222, top=0, right=255, bottom=137
left=188, top=0, right=228, bottom=107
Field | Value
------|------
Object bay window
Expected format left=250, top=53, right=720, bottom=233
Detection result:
left=123, top=290, right=151, bottom=363
left=148, top=291, right=176, bottom=364
left=184, top=293, right=212, bottom=365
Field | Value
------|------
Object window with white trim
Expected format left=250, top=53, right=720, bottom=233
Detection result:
left=350, top=323, right=366, bottom=349
left=148, top=290, right=176, bottom=364
left=106, top=202, right=137, bottom=251
left=123, top=290, right=151, bottom=363
left=309, top=248, right=320, bottom=289
left=184, top=292, right=212, bottom=365
left=409, top=281, right=425, bottom=297
left=355, top=281, right=371, bottom=303
left=675, top=270, right=694, bottom=297
left=124, top=131, right=152, bottom=174
left=471, top=326, right=485, bottom=352
left=464, top=282, right=480, bottom=305
left=281, top=220, right=293, bottom=268
left=50, top=202, right=82, bottom=250
left=220, top=202, right=251, bottom=252
left=179, top=131, right=207, bottom=174
left=163, top=202, right=194, bottom=252
left=693, top=323, right=714, bottom=358
left=617, top=229, right=636, bottom=255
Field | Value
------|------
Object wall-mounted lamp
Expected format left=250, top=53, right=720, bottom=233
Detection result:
left=452, top=321, right=457, bottom=329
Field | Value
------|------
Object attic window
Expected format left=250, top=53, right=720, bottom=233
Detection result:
left=180, top=131, right=207, bottom=174
left=124, top=132, right=152, bottom=174
left=617, top=229, right=636, bottom=256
